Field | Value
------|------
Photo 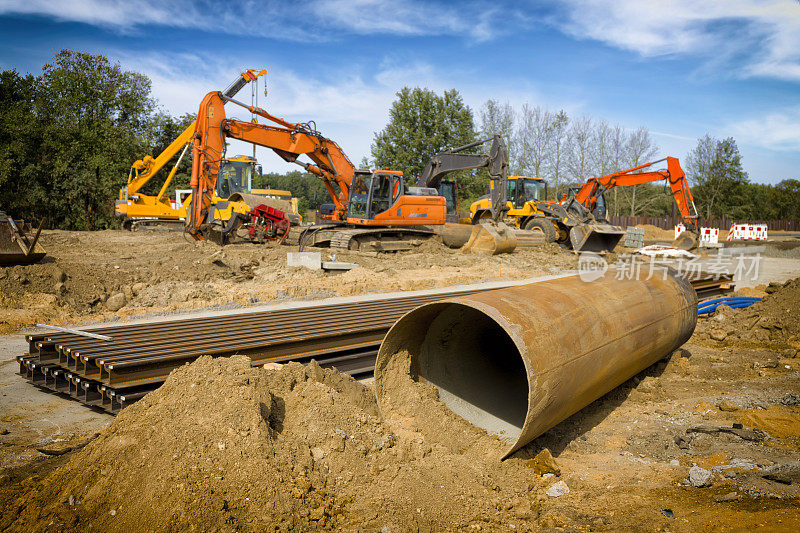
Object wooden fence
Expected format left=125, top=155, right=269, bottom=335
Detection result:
left=608, top=215, right=800, bottom=232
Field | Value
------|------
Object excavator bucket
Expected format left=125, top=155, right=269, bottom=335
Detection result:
left=461, top=221, right=517, bottom=255
left=569, top=223, right=625, bottom=253
left=0, top=212, right=46, bottom=265
left=672, top=230, right=699, bottom=251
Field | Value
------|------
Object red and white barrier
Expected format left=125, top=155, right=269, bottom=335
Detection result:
left=700, top=227, right=719, bottom=244
left=674, top=224, right=719, bottom=244
left=726, top=223, right=768, bottom=241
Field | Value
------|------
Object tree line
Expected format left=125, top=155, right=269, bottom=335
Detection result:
left=0, top=50, right=196, bottom=230
left=1, top=51, right=798, bottom=229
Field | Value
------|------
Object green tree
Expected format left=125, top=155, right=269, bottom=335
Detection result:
left=774, top=179, right=800, bottom=220
left=35, top=50, right=157, bottom=229
left=0, top=69, right=42, bottom=219
left=685, top=135, right=749, bottom=219
left=138, top=111, right=196, bottom=196
left=370, top=87, right=477, bottom=194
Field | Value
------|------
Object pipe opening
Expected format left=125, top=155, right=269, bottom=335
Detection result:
left=415, top=303, right=528, bottom=442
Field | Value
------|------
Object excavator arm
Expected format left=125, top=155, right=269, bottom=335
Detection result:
left=121, top=69, right=267, bottom=200
left=418, top=135, right=510, bottom=222
left=187, top=91, right=355, bottom=239
left=574, top=157, right=699, bottom=230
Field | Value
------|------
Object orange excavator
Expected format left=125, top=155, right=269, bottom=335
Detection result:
left=186, top=90, right=452, bottom=251
left=569, top=156, right=700, bottom=249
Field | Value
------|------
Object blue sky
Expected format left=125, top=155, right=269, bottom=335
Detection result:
left=1, top=0, right=798, bottom=183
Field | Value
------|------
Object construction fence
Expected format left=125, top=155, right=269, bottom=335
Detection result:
left=608, top=215, right=800, bottom=232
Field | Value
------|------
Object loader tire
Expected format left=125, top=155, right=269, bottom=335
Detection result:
left=524, top=218, right=557, bottom=243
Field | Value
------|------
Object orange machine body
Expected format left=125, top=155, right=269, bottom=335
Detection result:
left=573, top=156, right=698, bottom=229
left=188, top=91, right=445, bottom=239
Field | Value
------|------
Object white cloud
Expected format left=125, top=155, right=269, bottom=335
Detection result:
left=113, top=51, right=556, bottom=173
left=0, top=0, right=504, bottom=41
left=728, top=106, right=800, bottom=151
left=552, top=0, right=800, bottom=81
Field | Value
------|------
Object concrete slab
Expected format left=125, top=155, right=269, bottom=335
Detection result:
left=286, top=251, right=321, bottom=270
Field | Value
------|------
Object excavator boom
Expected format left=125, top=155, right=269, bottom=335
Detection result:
left=574, top=156, right=699, bottom=230
left=119, top=69, right=267, bottom=202
left=188, top=90, right=356, bottom=238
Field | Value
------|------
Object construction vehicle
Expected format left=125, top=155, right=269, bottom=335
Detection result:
left=567, top=156, right=700, bottom=249
left=0, top=211, right=46, bottom=265
left=115, top=69, right=300, bottom=231
left=185, top=88, right=515, bottom=254
left=469, top=157, right=700, bottom=252
left=416, top=135, right=516, bottom=253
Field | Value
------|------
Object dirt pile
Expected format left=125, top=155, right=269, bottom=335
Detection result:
left=2, top=356, right=550, bottom=531
left=698, top=277, right=800, bottom=350
left=0, top=229, right=576, bottom=334
left=636, top=224, right=674, bottom=241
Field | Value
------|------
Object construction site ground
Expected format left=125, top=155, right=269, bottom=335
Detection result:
left=1, top=229, right=800, bottom=531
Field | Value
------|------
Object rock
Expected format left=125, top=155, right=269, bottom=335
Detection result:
left=765, top=282, right=781, bottom=294
left=54, top=269, right=67, bottom=283
left=54, top=282, right=66, bottom=295
left=693, top=402, right=716, bottom=414
left=526, top=448, right=561, bottom=476
left=780, top=393, right=800, bottom=406
left=545, top=480, right=569, bottom=497
left=710, top=330, right=728, bottom=342
left=310, top=447, right=325, bottom=461
left=688, top=465, right=713, bottom=487
left=0, top=428, right=9, bottom=435
left=123, top=285, right=134, bottom=301
left=781, top=348, right=798, bottom=358
left=669, top=459, right=680, bottom=466
left=714, top=492, right=740, bottom=502
left=104, top=292, right=127, bottom=312
left=718, top=399, right=740, bottom=412
left=132, top=282, right=146, bottom=295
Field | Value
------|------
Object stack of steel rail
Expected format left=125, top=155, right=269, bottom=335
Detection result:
left=17, top=273, right=732, bottom=414
left=17, top=288, right=492, bottom=413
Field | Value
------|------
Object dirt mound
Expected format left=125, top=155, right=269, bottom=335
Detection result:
left=636, top=224, right=674, bottom=241
left=2, top=356, right=548, bottom=531
left=1, top=230, right=575, bottom=334
left=697, top=277, right=800, bottom=349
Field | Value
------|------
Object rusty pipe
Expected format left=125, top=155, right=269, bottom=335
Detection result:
left=375, top=272, right=697, bottom=458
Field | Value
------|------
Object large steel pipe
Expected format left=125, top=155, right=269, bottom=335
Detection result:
left=375, top=272, right=697, bottom=458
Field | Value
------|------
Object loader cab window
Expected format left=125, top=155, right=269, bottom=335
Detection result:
left=522, top=179, right=547, bottom=202
left=216, top=160, right=253, bottom=198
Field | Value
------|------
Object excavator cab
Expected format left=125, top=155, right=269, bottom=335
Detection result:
left=438, top=180, right=459, bottom=221
left=568, top=186, right=606, bottom=221
left=347, top=171, right=410, bottom=220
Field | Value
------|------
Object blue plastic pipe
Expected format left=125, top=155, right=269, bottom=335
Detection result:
left=698, top=296, right=761, bottom=315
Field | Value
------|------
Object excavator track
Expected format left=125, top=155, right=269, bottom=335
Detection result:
left=329, top=227, right=435, bottom=252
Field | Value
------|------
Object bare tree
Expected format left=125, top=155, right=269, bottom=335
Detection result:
left=609, top=124, right=627, bottom=216
left=480, top=99, right=516, bottom=168
left=515, top=104, right=554, bottom=179
left=566, top=115, right=594, bottom=184
left=590, top=119, right=614, bottom=177
left=544, top=110, right=569, bottom=197
left=622, top=126, right=659, bottom=216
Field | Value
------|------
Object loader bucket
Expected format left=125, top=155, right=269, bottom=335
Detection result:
left=569, top=223, right=625, bottom=253
left=461, top=221, right=517, bottom=255
left=0, top=213, right=46, bottom=265
left=672, top=230, right=699, bottom=251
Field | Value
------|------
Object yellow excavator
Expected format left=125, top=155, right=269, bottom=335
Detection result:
left=115, top=69, right=299, bottom=231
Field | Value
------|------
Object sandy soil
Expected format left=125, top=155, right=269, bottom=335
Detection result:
left=1, top=231, right=799, bottom=531
left=0, top=229, right=575, bottom=334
